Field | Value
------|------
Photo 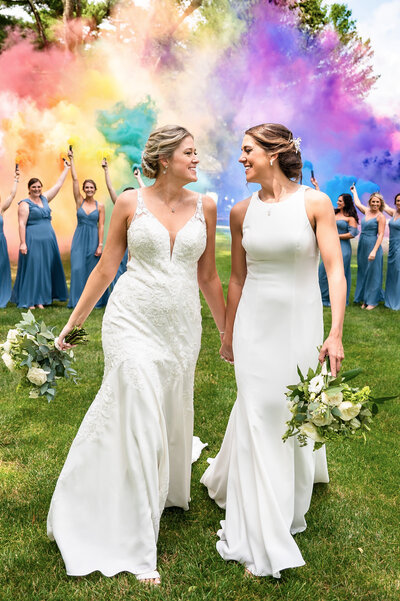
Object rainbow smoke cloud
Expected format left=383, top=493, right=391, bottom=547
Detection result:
left=0, top=0, right=399, bottom=257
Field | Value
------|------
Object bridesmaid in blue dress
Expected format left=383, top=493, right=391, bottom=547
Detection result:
left=67, top=149, right=108, bottom=308
left=352, top=186, right=385, bottom=310
left=0, top=166, right=20, bottom=308
left=383, top=193, right=400, bottom=310
left=314, top=187, right=359, bottom=306
left=102, top=159, right=145, bottom=290
left=11, top=163, right=70, bottom=309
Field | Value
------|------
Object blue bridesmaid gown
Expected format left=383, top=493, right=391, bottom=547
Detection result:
left=354, top=217, right=384, bottom=306
left=384, top=217, right=400, bottom=310
left=11, top=196, right=68, bottom=308
left=0, top=214, right=12, bottom=308
left=68, top=201, right=109, bottom=308
left=318, top=220, right=358, bottom=306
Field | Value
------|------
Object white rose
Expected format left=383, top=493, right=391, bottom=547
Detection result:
left=308, top=375, right=324, bottom=394
left=338, top=401, right=362, bottom=421
left=7, top=329, right=20, bottom=343
left=1, top=340, right=12, bottom=353
left=299, top=422, right=325, bottom=443
left=311, top=407, right=333, bottom=427
left=321, top=390, right=343, bottom=407
left=29, top=389, right=40, bottom=398
left=27, top=366, right=48, bottom=386
left=2, top=352, right=16, bottom=372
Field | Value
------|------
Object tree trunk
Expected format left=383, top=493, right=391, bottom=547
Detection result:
left=26, top=0, right=48, bottom=46
left=64, top=0, right=75, bottom=21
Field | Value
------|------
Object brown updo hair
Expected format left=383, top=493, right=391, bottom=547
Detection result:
left=28, top=178, right=43, bottom=189
left=368, top=192, right=384, bottom=211
left=245, top=123, right=303, bottom=181
left=141, top=125, right=193, bottom=179
left=82, top=179, right=97, bottom=191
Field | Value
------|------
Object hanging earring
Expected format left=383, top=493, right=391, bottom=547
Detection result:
left=270, top=159, right=274, bottom=166
left=163, top=164, right=168, bottom=175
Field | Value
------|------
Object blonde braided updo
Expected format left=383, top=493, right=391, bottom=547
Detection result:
left=141, top=125, right=193, bottom=179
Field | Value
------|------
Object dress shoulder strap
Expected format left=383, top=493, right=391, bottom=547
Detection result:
left=18, top=198, right=31, bottom=206
left=194, top=194, right=205, bottom=222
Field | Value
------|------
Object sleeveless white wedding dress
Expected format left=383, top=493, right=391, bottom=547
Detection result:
left=48, top=190, right=207, bottom=578
left=201, top=186, right=329, bottom=578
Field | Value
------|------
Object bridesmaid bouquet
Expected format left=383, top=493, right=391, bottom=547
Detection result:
left=0, top=311, right=87, bottom=402
left=282, top=361, right=396, bottom=450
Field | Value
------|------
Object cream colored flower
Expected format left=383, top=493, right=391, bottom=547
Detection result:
left=1, top=340, right=12, bottom=354
left=338, top=401, right=361, bottom=421
left=308, top=375, right=324, bottom=394
left=321, top=389, right=343, bottom=407
left=7, top=329, right=20, bottom=343
left=299, top=422, right=325, bottom=443
left=27, top=366, right=47, bottom=386
left=29, top=389, right=40, bottom=398
left=2, top=352, right=15, bottom=372
left=311, top=407, right=333, bottom=427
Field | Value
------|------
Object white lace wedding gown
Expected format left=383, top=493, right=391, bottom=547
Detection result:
left=201, top=186, right=329, bottom=578
left=48, top=190, right=207, bottom=577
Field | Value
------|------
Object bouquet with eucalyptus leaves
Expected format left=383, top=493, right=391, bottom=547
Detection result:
left=282, top=361, right=396, bottom=450
left=0, top=311, right=87, bottom=402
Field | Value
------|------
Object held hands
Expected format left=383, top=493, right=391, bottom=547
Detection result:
left=220, top=338, right=234, bottom=365
left=310, top=177, right=319, bottom=190
left=318, top=333, right=344, bottom=377
left=368, top=251, right=376, bottom=261
left=94, top=245, right=103, bottom=257
left=19, top=242, right=27, bottom=255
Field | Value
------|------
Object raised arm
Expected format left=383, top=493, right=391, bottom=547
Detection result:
left=368, top=214, right=385, bottom=262
left=68, top=149, right=83, bottom=207
left=197, top=196, right=226, bottom=337
left=44, top=160, right=71, bottom=202
left=57, top=192, right=136, bottom=347
left=383, top=201, right=395, bottom=217
left=0, top=166, right=20, bottom=214
left=95, top=203, right=105, bottom=257
left=219, top=200, right=249, bottom=364
left=308, top=190, right=346, bottom=376
left=17, top=201, right=30, bottom=255
left=350, top=184, right=366, bottom=214
left=133, top=168, right=146, bottom=189
left=102, top=159, right=118, bottom=204
left=310, top=176, right=320, bottom=191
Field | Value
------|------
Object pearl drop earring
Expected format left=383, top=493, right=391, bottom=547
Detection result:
left=270, top=159, right=274, bottom=166
left=163, top=165, right=168, bottom=174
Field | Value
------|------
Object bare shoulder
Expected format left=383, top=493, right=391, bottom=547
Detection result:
left=201, top=194, right=217, bottom=216
left=377, top=212, right=386, bottom=223
left=230, top=197, right=251, bottom=224
left=304, top=187, right=332, bottom=210
left=115, top=189, right=138, bottom=212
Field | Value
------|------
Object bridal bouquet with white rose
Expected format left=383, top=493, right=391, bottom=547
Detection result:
left=0, top=311, right=87, bottom=402
left=282, top=361, right=396, bottom=450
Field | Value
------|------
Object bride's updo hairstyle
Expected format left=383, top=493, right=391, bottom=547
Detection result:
left=141, top=125, right=193, bottom=179
left=245, top=123, right=303, bottom=182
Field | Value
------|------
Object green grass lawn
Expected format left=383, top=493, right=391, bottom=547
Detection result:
left=1, top=234, right=399, bottom=601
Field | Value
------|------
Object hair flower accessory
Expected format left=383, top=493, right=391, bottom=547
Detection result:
left=292, top=136, right=302, bottom=153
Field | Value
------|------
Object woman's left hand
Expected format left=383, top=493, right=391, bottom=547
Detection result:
left=318, top=333, right=344, bottom=377
left=368, top=250, right=376, bottom=261
left=95, top=245, right=103, bottom=257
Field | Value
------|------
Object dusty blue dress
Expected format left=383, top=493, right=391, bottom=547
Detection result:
left=384, top=217, right=400, bottom=310
left=319, top=219, right=359, bottom=306
left=68, top=201, right=109, bottom=308
left=0, top=214, right=11, bottom=308
left=354, top=217, right=384, bottom=306
left=11, top=196, right=68, bottom=308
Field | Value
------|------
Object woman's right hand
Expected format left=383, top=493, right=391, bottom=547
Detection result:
left=56, top=323, right=75, bottom=350
left=220, top=340, right=234, bottom=364
left=101, top=158, right=108, bottom=170
left=19, top=242, right=27, bottom=254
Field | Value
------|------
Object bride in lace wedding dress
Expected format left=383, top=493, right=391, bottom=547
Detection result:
left=47, top=126, right=225, bottom=584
